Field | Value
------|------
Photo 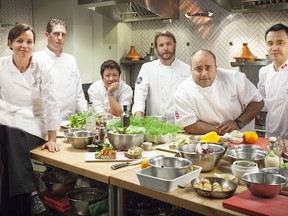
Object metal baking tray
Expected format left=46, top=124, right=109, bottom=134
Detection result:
left=136, top=165, right=202, bottom=192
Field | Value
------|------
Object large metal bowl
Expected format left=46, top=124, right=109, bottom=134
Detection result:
left=107, top=132, right=144, bottom=151
left=63, top=128, right=86, bottom=137
left=242, top=172, right=287, bottom=198
left=148, top=155, right=192, bottom=179
left=191, top=177, right=237, bottom=199
left=178, top=144, right=225, bottom=172
left=227, top=144, right=267, bottom=168
left=66, top=131, right=97, bottom=149
left=41, top=171, right=78, bottom=197
left=66, top=187, right=107, bottom=216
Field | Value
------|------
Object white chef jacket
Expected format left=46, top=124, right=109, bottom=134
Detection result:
left=0, top=55, right=60, bottom=139
left=174, top=68, right=263, bottom=132
left=34, top=47, right=87, bottom=121
left=132, top=58, right=190, bottom=121
left=258, top=60, right=288, bottom=137
left=88, top=80, right=133, bottom=115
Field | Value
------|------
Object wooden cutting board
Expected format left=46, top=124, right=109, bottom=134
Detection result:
left=223, top=190, right=288, bottom=216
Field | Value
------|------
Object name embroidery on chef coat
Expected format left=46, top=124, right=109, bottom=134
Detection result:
left=230, top=95, right=237, bottom=102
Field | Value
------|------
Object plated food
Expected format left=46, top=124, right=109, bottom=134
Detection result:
left=168, top=137, right=190, bottom=150
left=95, top=146, right=116, bottom=159
left=191, top=177, right=237, bottom=199
left=124, top=146, right=143, bottom=159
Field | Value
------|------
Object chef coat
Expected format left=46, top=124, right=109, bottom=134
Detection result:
left=174, top=68, right=263, bottom=132
left=132, top=58, right=190, bottom=121
left=0, top=55, right=60, bottom=139
left=258, top=60, right=288, bottom=137
left=88, top=80, right=133, bottom=114
left=34, top=47, right=87, bottom=121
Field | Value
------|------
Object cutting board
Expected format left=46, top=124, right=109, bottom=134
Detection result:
left=223, top=190, right=288, bottom=216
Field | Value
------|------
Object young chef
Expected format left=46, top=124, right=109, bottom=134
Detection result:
left=257, top=23, right=288, bottom=137
left=132, top=31, right=190, bottom=122
left=88, top=59, right=133, bottom=117
left=174, top=49, right=264, bottom=135
left=34, top=18, right=87, bottom=121
left=0, top=23, right=60, bottom=216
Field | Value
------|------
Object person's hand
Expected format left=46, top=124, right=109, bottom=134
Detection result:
left=41, top=140, right=60, bottom=152
left=107, top=82, right=119, bottom=94
left=216, top=120, right=238, bottom=135
left=134, top=111, right=144, bottom=119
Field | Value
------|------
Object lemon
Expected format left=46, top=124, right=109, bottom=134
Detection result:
left=201, top=131, right=220, bottom=143
left=141, top=158, right=150, bottom=169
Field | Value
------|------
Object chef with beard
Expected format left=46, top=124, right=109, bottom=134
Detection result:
left=132, top=31, right=190, bottom=122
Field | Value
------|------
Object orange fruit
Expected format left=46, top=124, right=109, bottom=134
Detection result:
left=141, top=158, right=150, bottom=169
left=243, top=131, right=258, bottom=144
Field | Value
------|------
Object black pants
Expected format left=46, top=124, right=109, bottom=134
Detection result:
left=0, top=125, right=46, bottom=216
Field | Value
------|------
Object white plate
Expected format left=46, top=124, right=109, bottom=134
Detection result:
left=85, top=151, right=158, bottom=162
left=61, top=120, right=71, bottom=128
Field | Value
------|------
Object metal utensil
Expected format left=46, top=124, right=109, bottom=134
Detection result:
left=111, top=158, right=143, bottom=170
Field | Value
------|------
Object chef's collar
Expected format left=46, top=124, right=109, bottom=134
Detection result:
left=275, top=59, right=288, bottom=71
left=159, top=58, right=177, bottom=67
left=44, top=46, right=63, bottom=57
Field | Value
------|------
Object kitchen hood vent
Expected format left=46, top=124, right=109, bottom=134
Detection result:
left=210, top=0, right=288, bottom=13
left=78, top=0, right=179, bottom=22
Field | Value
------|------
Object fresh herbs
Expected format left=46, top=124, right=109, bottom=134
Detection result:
left=68, top=111, right=101, bottom=128
left=107, top=116, right=181, bottom=138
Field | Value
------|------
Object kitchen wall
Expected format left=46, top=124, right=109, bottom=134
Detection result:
left=0, top=0, right=287, bottom=84
left=132, top=0, right=288, bottom=69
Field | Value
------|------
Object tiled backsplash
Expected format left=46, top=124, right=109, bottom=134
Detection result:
left=131, top=0, right=288, bottom=68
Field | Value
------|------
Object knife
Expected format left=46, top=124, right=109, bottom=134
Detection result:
left=111, top=158, right=143, bottom=170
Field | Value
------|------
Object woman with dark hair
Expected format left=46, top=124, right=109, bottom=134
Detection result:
left=0, top=23, right=60, bottom=216
left=88, top=59, right=133, bottom=117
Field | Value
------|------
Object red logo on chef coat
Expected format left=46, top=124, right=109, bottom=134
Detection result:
left=175, top=111, right=180, bottom=119
left=281, top=63, right=288, bottom=70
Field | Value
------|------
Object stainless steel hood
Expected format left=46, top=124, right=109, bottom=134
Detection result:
left=210, top=0, right=288, bottom=13
left=78, top=0, right=179, bottom=22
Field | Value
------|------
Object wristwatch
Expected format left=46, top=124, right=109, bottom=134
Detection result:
left=235, top=119, right=245, bottom=129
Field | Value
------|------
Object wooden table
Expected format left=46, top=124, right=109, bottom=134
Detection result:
left=30, top=135, right=174, bottom=216
left=30, top=132, right=248, bottom=216
left=110, top=156, right=247, bottom=216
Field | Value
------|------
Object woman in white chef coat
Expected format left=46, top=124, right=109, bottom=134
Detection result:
left=0, top=23, right=60, bottom=216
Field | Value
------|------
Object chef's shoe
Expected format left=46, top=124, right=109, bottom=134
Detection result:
left=30, top=193, right=51, bottom=216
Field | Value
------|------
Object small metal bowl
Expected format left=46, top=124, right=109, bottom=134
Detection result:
left=178, top=144, right=225, bottom=172
left=41, top=171, right=78, bottom=197
left=66, top=187, right=107, bottom=216
left=242, top=172, right=287, bottom=198
left=66, top=131, right=97, bottom=149
left=148, top=156, right=192, bottom=179
left=190, top=177, right=237, bottom=199
left=107, top=132, right=144, bottom=151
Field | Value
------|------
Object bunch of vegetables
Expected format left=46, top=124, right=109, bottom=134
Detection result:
left=107, top=116, right=182, bottom=138
left=68, top=110, right=101, bottom=128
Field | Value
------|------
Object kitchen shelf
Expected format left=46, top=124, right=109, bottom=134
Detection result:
left=120, top=58, right=150, bottom=65
left=230, top=60, right=271, bottom=67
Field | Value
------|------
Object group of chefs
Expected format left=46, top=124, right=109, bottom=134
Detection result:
left=0, top=16, right=287, bottom=216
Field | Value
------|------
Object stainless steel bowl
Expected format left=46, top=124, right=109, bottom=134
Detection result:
left=107, top=132, right=144, bottom=151
left=66, top=131, right=97, bottom=149
left=178, top=144, right=225, bottom=172
left=242, top=172, right=287, bottom=198
left=227, top=144, right=267, bottom=168
left=148, top=155, right=192, bottom=179
left=63, top=128, right=86, bottom=137
left=190, top=135, right=230, bottom=148
left=41, top=171, right=78, bottom=197
left=66, top=187, right=107, bottom=216
left=190, top=177, right=237, bottom=199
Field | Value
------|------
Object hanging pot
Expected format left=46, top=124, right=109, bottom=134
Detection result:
left=234, top=43, right=257, bottom=62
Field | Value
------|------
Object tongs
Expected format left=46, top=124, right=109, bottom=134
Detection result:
left=111, top=158, right=143, bottom=170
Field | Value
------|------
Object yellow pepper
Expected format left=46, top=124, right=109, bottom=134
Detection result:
left=201, top=131, right=220, bottom=143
